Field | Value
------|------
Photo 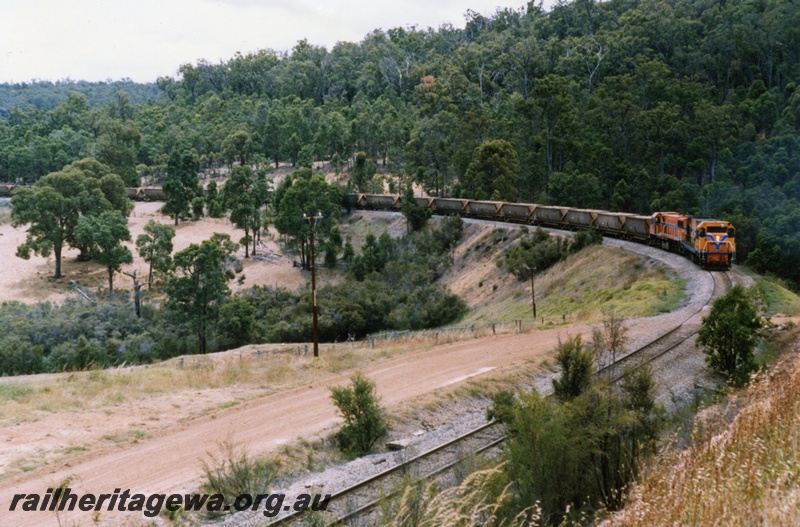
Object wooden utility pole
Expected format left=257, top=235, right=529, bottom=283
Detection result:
left=528, top=265, right=536, bottom=319
left=304, top=212, right=323, bottom=358
left=123, top=270, right=144, bottom=318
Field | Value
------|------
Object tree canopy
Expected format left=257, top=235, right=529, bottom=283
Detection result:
left=2, top=0, right=800, bottom=284
left=164, top=233, right=240, bottom=354
left=273, top=169, right=343, bottom=268
left=11, top=161, right=129, bottom=278
left=136, top=219, right=176, bottom=285
left=221, top=165, right=269, bottom=257
left=74, top=210, right=133, bottom=293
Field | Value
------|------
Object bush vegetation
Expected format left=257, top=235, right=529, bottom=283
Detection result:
left=498, top=227, right=602, bottom=280
left=484, top=335, right=664, bottom=525
left=201, top=439, right=280, bottom=510
left=698, top=284, right=763, bottom=385
left=4, top=0, right=800, bottom=287
left=0, top=217, right=467, bottom=375
left=242, top=216, right=467, bottom=343
left=0, top=298, right=193, bottom=375
left=330, top=373, right=389, bottom=457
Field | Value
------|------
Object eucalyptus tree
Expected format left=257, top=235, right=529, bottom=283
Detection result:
left=74, top=211, right=133, bottom=293
left=136, top=220, right=176, bottom=285
left=273, top=169, right=343, bottom=268
left=165, top=234, right=239, bottom=355
left=221, top=165, right=268, bottom=257
left=11, top=163, right=127, bottom=278
left=162, top=149, right=201, bottom=225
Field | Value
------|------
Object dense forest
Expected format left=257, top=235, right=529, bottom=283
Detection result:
left=1, top=0, right=799, bottom=285
left=0, top=79, right=162, bottom=115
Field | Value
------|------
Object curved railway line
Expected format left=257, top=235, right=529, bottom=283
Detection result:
left=0, top=184, right=737, bottom=526
left=262, top=270, right=733, bottom=527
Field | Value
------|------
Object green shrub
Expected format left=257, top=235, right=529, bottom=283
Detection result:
left=698, top=284, right=762, bottom=385
left=552, top=335, right=594, bottom=403
left=330, top=373, right=389, bottom=457
left=201, top=440, right=279, bottom=509
left=498, top=227, right=602, bottom=280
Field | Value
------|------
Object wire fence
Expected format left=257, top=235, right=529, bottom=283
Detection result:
left=363, top=315, right=572, bottom=348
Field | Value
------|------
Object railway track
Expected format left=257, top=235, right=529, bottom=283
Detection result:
left=602, top=270, right=733, bottom=382
left=261, top=270, right=735, bottom=527
left=265, top=421, right=505, bottom=526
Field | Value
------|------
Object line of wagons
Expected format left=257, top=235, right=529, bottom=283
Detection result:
left=0, top=184, right=734, bottom=269
left=354, top=194, right=736, bottom=269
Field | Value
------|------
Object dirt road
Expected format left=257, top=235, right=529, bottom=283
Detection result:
left=0, top=327, right=596, bottom=527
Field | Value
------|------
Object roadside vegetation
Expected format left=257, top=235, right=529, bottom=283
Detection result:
left=605, top=325, right=800, bottom=526
left=330, top=373, right=389, bottom=457
left=377, top=285, right=799, bottom=527
left=378, top=320, right=665, bottom=526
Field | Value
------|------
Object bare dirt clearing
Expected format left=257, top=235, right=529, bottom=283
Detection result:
left=0, top=201, right=342, bottom=304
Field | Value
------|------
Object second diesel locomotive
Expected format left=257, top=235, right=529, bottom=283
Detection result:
left=651, top=213, right=735, bottom=268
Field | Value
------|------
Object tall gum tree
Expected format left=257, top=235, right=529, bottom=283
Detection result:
left=11, top=169, right=110, bottom=278
left=74, top=211, right=133, bottom=294
left=164, top=234, right=239, bottom=355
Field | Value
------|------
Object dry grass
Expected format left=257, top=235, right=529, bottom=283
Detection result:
left=605, top=336, right=800, bottom=526
left=0, top=343, right=393, bottom=426
left=459, top=245, right=685, bottom=326
left=755, top=275, right=800, bottom=317
left=380, top=466, right=541, bottom=527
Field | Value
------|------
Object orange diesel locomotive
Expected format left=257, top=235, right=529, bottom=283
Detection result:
left=651, top=212, right=735, bottom=268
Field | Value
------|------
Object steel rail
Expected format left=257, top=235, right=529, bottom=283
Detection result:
left=311, top=271, right=735, bottom=527
left=266, top=421, right=501, bottom=526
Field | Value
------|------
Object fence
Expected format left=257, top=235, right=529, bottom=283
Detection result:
left=364, top=315, right=571, bottom=347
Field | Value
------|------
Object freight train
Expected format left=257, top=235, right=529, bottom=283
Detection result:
left=352, top=194, right=736, bottom=269
left=0, top=185, right=735, bottom=269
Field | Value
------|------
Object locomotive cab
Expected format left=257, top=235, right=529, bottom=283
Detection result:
left=689, top=219, right=736, bottom=268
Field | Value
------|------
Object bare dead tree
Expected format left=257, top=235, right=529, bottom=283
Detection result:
left=592, top=307, right=628, bottom=382
left=123, top=270, right=145, bottom=318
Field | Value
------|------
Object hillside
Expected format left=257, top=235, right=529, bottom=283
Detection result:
left=0, top=213, right=713, bottom=527
left=1, top=0, right=799, bottom=287
left=443, top=222, right=684, bottom=325
left=605, top=322, right=800, bottom=526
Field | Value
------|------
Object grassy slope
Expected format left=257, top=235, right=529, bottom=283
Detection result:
left=458, top=244, right=685, bottom=326
left=755, top=275, right=800, bottom=317
left=606, top=326, right=800, bottom=526
left=600, top=277, right=800, bottom=526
